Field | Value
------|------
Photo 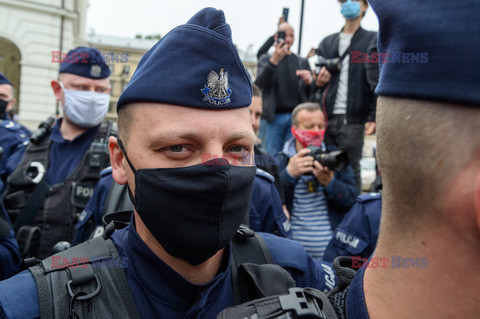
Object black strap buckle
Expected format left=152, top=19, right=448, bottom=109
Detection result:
left=67, top=274, right=102, bottom=301
left=236, top=225, right=255, bottom=238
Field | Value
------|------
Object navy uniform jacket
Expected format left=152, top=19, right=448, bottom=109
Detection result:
left=74, top=168, right=292, bottom=245
left=0, top=120, right=30, bottom=192
left=45, top=118, right=100, bottom=185
left=249, top=168, right=291, bottom=238
left=0, top=223, right=337, bottom=318
left=0, top=198, right=20, bottom=281
left=73, top=167, right=114, bottom=245
left=323, top=193, right=381, bottom=262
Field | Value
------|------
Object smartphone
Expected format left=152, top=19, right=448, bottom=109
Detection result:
left=282, top=7, right=289, bottom=22
left=277, top=31, right=286, bottom=44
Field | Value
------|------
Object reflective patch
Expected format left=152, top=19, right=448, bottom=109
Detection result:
left=78, top=210, right=87, bottom=222
left=335, top=230, right=360, bottom=249
left=321, top=264, right=336, bottom=291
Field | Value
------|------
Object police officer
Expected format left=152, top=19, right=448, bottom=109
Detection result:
left=2, top=47, right=113, bottom=259
left=0, top=196, right=20, bottom=281
left=0, top=73, right=30, bottom=191
left=0, top=8, right=337, bottom=319
left=322, top=192, right=381, bottom=262
left=0, top=72, right=31, bottom=134
left=319, top=1, right=480, bottom=318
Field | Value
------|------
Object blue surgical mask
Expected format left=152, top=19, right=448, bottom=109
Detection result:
left=341, top=0, right=361, bottom=20
left=60, top=82, right=110, bottom=128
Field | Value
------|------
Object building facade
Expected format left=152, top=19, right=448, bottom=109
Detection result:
left=0, top=0, right=88, bottom=130
left=0, top=0, right=257, bottom=129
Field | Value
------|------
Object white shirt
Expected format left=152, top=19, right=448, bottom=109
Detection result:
left=333, top=32, right=353, bottom=115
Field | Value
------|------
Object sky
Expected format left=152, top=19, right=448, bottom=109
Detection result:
left=87, top=0, right=379, bottom=59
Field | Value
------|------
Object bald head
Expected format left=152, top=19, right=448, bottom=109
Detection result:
left=276, top=22, right=295, bottom=50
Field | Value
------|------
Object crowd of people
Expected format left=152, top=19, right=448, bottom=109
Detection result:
left=0, top=0, right=479, bottom=318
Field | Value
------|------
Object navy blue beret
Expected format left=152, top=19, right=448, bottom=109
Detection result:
left=0, top=72, right=12, bottom=86
left=369, top=0, right=480, bottom=106
left=59, top=47, right=111, bottom=79
left=117, top=7, right=252, bottom=112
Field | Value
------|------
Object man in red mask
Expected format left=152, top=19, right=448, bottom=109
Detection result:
left=277, top=102, right=358, bottom=260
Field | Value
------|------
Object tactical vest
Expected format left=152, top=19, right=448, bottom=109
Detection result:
left=28, top=222, right=305, bottom=319
left=3, top=121, right=116, bottom=259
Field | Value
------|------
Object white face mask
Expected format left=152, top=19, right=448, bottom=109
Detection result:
left=60, top=82, right=110, bottom=128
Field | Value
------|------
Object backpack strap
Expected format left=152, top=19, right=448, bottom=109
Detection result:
left=29, top=222, right=140, bottom=319
left=230, top=225, right=295, bottom=305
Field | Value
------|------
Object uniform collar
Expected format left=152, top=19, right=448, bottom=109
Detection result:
left=50, top=117, right=100, bottom=144
left=124, top=221, right=232, bottom=309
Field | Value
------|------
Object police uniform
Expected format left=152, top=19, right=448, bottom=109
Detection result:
left=0, top=120, right=30, bottom=191
left=249, top=168, right=291, bottom=237
left=73, top=167, right=114, bottom=245
left=0, top=198, right=20, bottom=281
left=323, top=193, right=381, bottom=262
left=0, top=8, right=339, bottom=319
left=0, top=224, right=337, bottom=318
left=2, top=47, right=113, bottom=259
left=0, top=72, right=32, bottom=147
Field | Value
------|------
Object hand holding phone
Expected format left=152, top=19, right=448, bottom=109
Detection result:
left=277, top=31, right=286, bottom=44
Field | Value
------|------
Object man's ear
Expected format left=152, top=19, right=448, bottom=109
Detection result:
left=51, top=80, right=62, bottom=101
left=109, top=136, right=128, bottom=185
left=6, top=98, right=16, bottom=112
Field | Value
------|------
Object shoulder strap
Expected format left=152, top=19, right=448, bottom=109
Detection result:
left=13, top=179, right=49, bottom=232
left=339, top=27, right=365, bottom=63
left=12, top=133, right=52, bottom=233
left=30, top=225, right=141, bottom=319
left=230, top=226, right=295, bottom=305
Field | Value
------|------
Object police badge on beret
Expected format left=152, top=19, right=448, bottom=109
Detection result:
left=201, top=68, right=232, bottom=107
left=90, top=65, right=102, bottom=78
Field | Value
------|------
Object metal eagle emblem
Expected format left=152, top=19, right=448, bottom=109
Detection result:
left=90, top=65, right=102, bottom=78
left=201, top=68, right=232, bottom=107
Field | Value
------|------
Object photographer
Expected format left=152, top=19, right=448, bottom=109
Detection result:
left=313, top=0, right=378, bottom=191
left=255, top=22, right=312, bottom=155
left=277, top=102, right=358, bottom=260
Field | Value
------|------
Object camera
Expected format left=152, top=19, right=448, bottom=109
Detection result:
left=315, top=56, right=342, bottom=73
left=307, top=146, right=349, bottom=172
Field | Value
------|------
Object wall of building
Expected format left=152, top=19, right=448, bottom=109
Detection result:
left=0, top=0, right=82, bottom=130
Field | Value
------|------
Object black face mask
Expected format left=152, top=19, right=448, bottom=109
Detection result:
left=117, top=139, right=256, bottom=265
left=0, top=99, right=8, bottom=119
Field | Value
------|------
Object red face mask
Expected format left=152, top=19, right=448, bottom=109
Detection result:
left=291, top=126, right=325, bottom=148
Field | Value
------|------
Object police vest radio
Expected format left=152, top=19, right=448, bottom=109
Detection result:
left=30, top=117, right=55, bottom=145
left=85, top=121, right=113, bottom=171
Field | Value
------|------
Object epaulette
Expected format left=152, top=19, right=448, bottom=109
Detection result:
left=100, top=166, right=113, bottom=177
left=0, top=120, right=20, bottom=131
left=255, top=168, right=275, bottom=183
left=357, top=192, right=381, bottom=203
